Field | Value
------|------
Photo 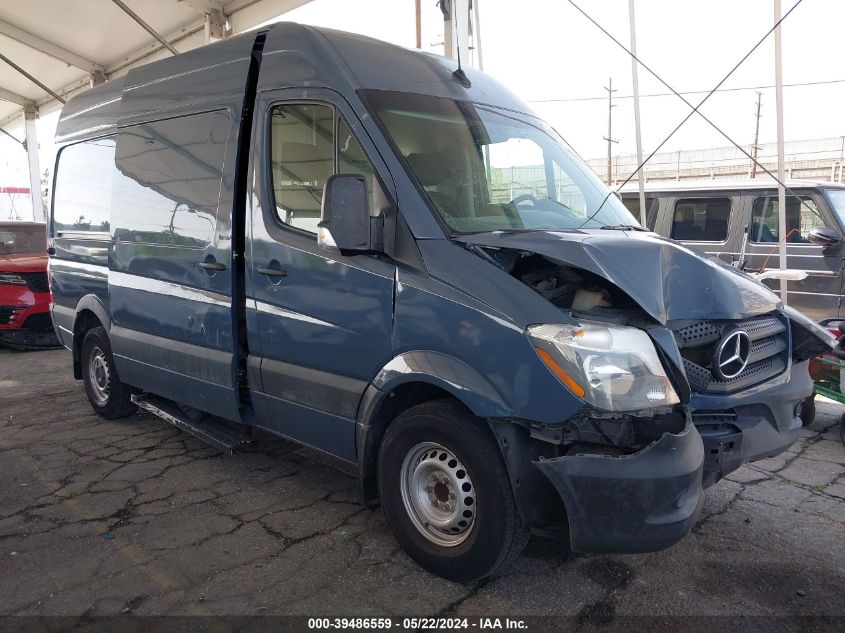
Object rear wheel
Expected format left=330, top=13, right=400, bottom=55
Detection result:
left=377, top=399, right=529, bottom=581
left=80, top=326, right=135, bottom=419
left=839, top=413, right=845, bottom=446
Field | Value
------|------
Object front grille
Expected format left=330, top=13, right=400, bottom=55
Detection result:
left=21, top=312, right=53, bottom=331
left=675, top=313, right=788, bottom=394
left=19, top=272, right=49, bottom=293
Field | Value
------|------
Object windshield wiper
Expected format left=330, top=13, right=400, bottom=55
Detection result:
left=599, top=224, right=648, bottom=232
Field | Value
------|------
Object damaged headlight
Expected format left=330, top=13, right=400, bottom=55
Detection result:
left=527, top=321, right=679, bottom=412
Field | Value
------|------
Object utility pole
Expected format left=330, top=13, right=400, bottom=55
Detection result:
left=751, top=91, right=762, bottom=178
left=603, top=78, right=618, bottom=185
left=628, top=0, right=646, bottom=225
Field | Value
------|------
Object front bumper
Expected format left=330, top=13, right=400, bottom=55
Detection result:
left=534, top=418, right=704, bottom=554
left=691, top=359, right=811, bottom=488
left=0, top=288, right=59, bottom=348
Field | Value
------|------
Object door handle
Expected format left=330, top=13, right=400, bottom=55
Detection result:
left=198, top=261, right=227, bottom=271
left=257, top=265, right=287, bottom=277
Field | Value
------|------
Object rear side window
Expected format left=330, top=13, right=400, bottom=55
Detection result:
left=113, top=110, right=231, bottom=248
left=750, top=195, right=825, bottom=243
left=671, top=197, right=731, bottom=242
left=53, top=136, right=116, bottom=236
left=622, top=196, right=659, bottom=230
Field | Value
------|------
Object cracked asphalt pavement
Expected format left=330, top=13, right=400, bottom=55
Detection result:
left=1, top=348, right=844, bottom=619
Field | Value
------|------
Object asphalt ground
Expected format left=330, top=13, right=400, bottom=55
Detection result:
left=1, top=348, right=843, bottom=625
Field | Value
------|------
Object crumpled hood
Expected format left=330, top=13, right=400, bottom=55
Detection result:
left=455, top=229, right=780, bottom=324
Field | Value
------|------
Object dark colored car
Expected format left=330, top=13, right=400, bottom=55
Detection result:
left=619, top=180, right=845, bottom=322
left=0, top=221, right=57, bottom=348
left=49, top=23, right=833, bottom=581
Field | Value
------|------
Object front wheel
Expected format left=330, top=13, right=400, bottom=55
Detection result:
left=80, top=326, right=136, bottom=419
left=377, top=400, right=529, bottom=581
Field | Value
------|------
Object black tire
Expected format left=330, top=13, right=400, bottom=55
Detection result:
left=80, top=326, right=136, bottom=419
left=800, top=395, right=816, bottom=427
left=838, top=413, right=845, bottom=446
left=377, top=399, right=529, bottom=582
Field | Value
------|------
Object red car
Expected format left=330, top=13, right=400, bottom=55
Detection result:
left=0, top=222, right=59, bottom=348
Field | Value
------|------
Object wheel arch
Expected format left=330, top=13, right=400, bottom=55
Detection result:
left=71, top=295, right=111, bottom=380
left=355, top=351, right=512, bottom=505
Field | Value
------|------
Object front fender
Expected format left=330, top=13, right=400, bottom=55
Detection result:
left=372, top=350, right=511, bottom=418
left=354, top=350, right=512, bottom=505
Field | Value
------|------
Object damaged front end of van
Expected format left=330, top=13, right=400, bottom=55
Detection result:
left=456, top=230, right=833, bottom=552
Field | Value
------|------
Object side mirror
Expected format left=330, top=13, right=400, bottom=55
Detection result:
left=318, top=174, right=381, bottom=254
left=808, top=227, right=841, bottom=247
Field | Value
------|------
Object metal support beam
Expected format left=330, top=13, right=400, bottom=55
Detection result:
left=204, top=8, right=228, bottom=43
left=90, top=69, right=107, bottom=87
left=0, top=18, right=104, bottom=74
left=0, top=86, right=30, bottom=106
left=111, top=0, right=180, bottom=55
left=442, top=0, right=471, bottom=65
left=774, top=0, right=787, bottom=303
left=0, top=52, right=65, bottom=103
left=23, top=104, right=44, bottom=223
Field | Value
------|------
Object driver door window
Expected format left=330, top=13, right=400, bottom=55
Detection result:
left=269, top=104, right=380, bottom=234
left=750, top=195, right=825, bottom=243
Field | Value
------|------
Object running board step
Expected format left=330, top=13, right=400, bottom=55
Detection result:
left=132, top=394, right=254, bottom=455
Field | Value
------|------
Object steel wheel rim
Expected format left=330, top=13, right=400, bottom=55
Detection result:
left=89, top=346, right=110, bottom=405
left=399, top=441, right=477, bottom=547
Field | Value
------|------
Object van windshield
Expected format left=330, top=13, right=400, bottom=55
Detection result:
left=363, top=90, right=637, bottom=234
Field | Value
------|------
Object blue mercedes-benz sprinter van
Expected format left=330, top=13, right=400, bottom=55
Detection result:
left=48, top=22, right=832, bottom=581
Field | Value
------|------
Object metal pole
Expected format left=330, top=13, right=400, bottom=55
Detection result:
left=415, top=0, right=422, bottom=48
left=23, top=105, right=44, bottom=223
left=839, top=135, right=844, bottom=183
left=111, top=0, right=179, bottom=56
left=472, top=0, right=484, bottom=70
left=0, top=52, right=65, bottom=104
left=752, top=91, right=762, bottom=178
left=628, top=0, right=646, bottom=225
left=603, top=78, right=618, bottom=185
left=774, top=0, right=787, bottom=303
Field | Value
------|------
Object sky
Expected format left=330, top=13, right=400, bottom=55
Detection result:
left=3, top=0, right=845, bottom=198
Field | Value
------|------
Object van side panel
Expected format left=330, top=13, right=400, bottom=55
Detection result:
left=109, top=109, right=240, bottom=419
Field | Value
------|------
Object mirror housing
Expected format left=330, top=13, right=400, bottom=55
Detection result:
left=808, top=226, right=841, bottom=248
left=318, top=174, right=383, bottom=255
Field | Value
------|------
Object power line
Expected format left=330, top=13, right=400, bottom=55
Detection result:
left=570, top=0, right=805, bottom=228
left=528, top=78, right=845, bottom=104
left=567, top=0, right=803, bottom=193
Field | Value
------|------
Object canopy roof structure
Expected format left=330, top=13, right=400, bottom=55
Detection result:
left=0, top=0, right=314, bottom=220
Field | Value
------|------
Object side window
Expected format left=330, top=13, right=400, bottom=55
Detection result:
left=269, top=104, right=381, bottom=233
left=671, top=197, right=731, bottom=242
left=750, top=196, right=825, bottom=244
left=53, top=136, right=116, bottom=236
left=113, top=110, right=230, bottom=248
left=269, top=104, right=334, bottom=233
left=622, top=196, right=659, bottom=230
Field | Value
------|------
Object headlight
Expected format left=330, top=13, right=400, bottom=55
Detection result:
left=0, top=273, right=27, bottom=286
left=527, top=321, right=679, bottom=411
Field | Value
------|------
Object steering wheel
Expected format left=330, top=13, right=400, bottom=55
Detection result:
left=510, top=193, right=540, bottom=208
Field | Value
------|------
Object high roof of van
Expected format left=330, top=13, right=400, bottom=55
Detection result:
left=55, top=21, right=528, bottom=144
left=617, top=178, right=845, bottom=194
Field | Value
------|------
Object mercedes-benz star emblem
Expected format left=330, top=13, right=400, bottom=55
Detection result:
left=712, top=329, right=752, bottom=380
